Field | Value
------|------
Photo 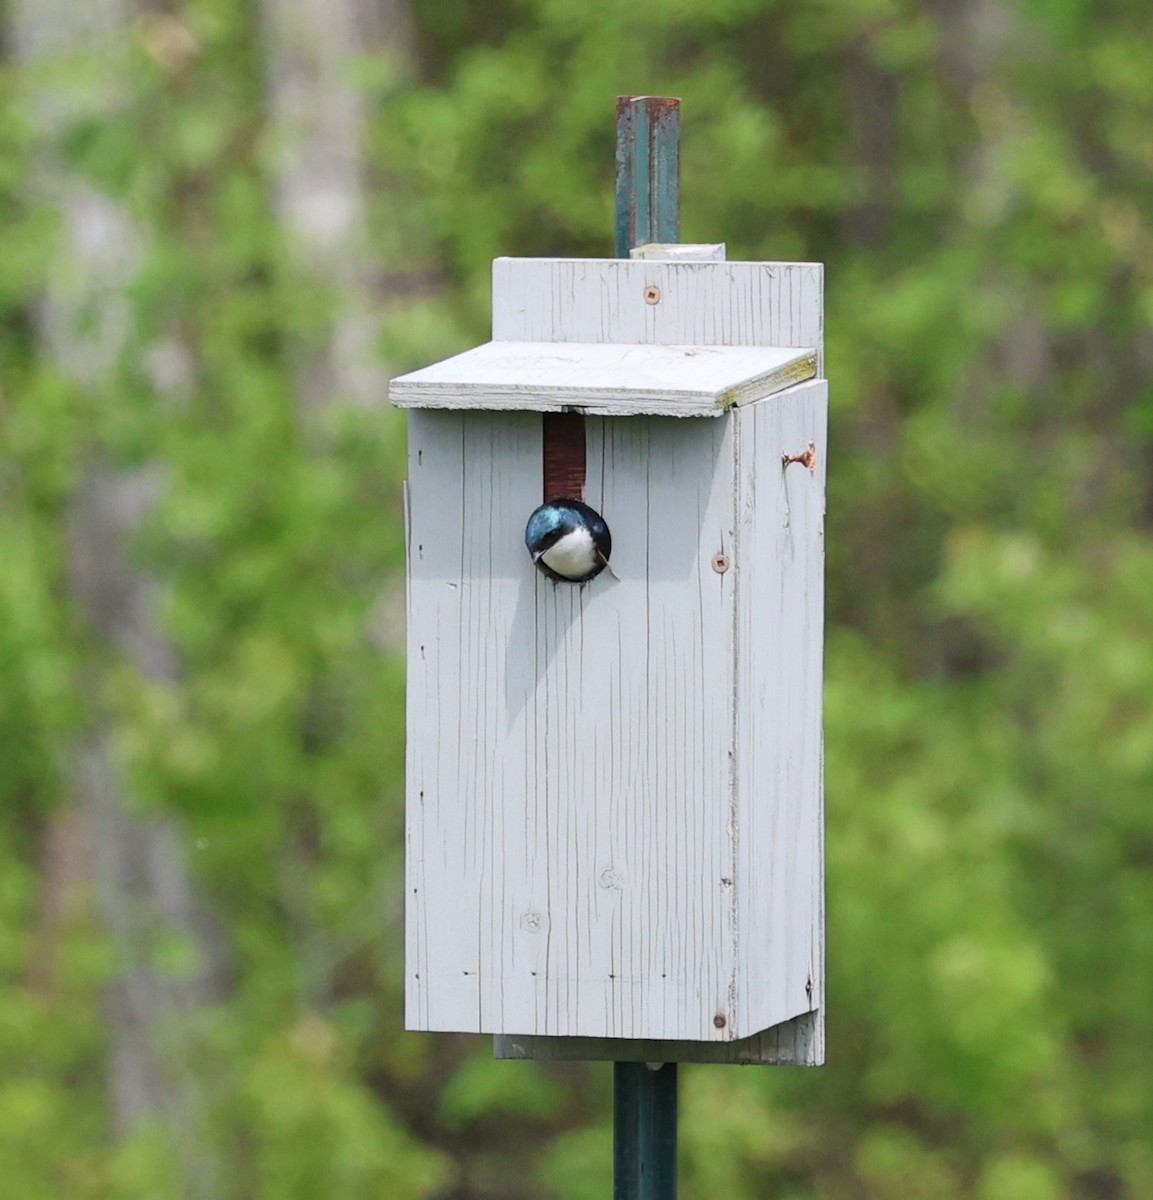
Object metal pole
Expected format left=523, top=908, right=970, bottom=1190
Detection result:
left=614, top=1063, right=678, bottom=1199
left=613, top=95, right=681, bottom=1200
left=615, top=95, right=681, bottom=257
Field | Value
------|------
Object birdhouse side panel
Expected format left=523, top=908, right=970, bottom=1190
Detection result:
left=733, top=379, right=828, bottom=1041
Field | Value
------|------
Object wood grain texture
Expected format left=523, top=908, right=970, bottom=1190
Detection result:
left=733, top=380, right=828, bottom=1038
left=407, top=407, right=742, bottom=1039
left=403, top=253, right=826, bottom=1054
left=406, top=379, right=826, bottom=1043
left=405, top=408, right=543, bottom=1032
left=492, top=258, right=823, bottom=369
left=389, top=340, right=817, bottom=416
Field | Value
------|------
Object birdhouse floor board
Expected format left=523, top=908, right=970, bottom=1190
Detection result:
left=494, top=1008, right=824, bottom=1066
left=390, top=341, right=818, bottom=417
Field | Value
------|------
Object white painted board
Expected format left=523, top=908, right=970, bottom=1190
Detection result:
left=406, top=407, right=738, bottom=1040
left=629, top=243, right=726, bottom=261
left=492, top=258, right=823, bottom=370
left=389, top=340, right=817, bottom=417
left=734, top=381, right=827, bottom=1042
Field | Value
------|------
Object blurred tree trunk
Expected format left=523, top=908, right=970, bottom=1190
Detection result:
left=257, top=0, right=416, bottom=1006
left=11, top=1, right=228, bottom=1190
left=937, top=0, right=1053, bottom=395
left=260, top=0, right=415, bottom=415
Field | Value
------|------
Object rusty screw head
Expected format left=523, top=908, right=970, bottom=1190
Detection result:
left=643, top=285, right=661, bottom=305
left=783, top=441, right=818, bottom=470
left=713, top=1012, right=727, bottom=1029
left=711, top=553, right=730, bottom=574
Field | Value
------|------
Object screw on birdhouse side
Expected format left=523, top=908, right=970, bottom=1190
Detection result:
left=644, top=285, right=661, bottom=304
left=783, top=441, right=817, bottom=470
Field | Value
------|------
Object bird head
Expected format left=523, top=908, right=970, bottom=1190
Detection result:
left=525, top=499, right=613, bottom=583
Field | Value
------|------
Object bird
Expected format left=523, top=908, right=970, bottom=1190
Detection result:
left=525, top=498, right=613, bottom=583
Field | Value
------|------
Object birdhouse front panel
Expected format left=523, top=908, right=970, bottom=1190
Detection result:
left=397, top=257, right=825, bottom=1045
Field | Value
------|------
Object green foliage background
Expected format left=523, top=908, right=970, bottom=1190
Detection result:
left=3, top=0, right=1152, bottom=1196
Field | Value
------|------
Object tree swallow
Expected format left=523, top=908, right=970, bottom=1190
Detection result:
left=525, top=499, right=613, bottom=583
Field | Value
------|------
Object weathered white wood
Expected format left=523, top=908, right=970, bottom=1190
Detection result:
left=402, top=252, right=826, bottom=1054
left=390, top=341, right=816, bottom=417
left=407, top=408, right=741, bottom=1040
left=494, top=1009, right=823, bottom=1065
left=492, top=258, right=823, bottom=369
left=734, top=380, right=827, bottom=1038
left=405, top=378, right=826, bottom=1042
left=405, top=408, right=540, bottom=1032
left=629, top=243, right=726, bottom=261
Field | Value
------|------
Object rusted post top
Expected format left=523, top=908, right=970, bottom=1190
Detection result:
left=614, top=96, right=681, bottom=258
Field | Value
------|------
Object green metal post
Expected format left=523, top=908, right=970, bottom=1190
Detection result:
left=615, top=95, right=681, bottom=257
left=613, top=94, right=681, bottom=1200
left=614, top=1062, right=678, bottom=1200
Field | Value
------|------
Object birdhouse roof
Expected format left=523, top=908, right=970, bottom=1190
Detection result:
left=389, top=340, right=817, bottom=418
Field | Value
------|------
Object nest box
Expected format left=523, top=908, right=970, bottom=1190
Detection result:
left=391, top=253, right=826, bottom=1061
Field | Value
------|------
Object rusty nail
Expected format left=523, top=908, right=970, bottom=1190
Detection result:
left=643, top=285, right=661, bottom=305
left=783, top=441, right=817, bottom=470
left=713, top=1012, right=727, bottom=1029
left=711, top=553, right=730, bottom=574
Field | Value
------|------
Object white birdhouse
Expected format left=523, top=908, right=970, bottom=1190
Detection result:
left=391, top=252, right=826, bottom=1065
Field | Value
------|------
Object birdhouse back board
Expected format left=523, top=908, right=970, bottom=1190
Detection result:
left=491, top=258, right=823, bottom=360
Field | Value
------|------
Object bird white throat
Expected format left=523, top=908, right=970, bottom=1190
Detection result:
left=540, top=527, right=597, bottom=579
